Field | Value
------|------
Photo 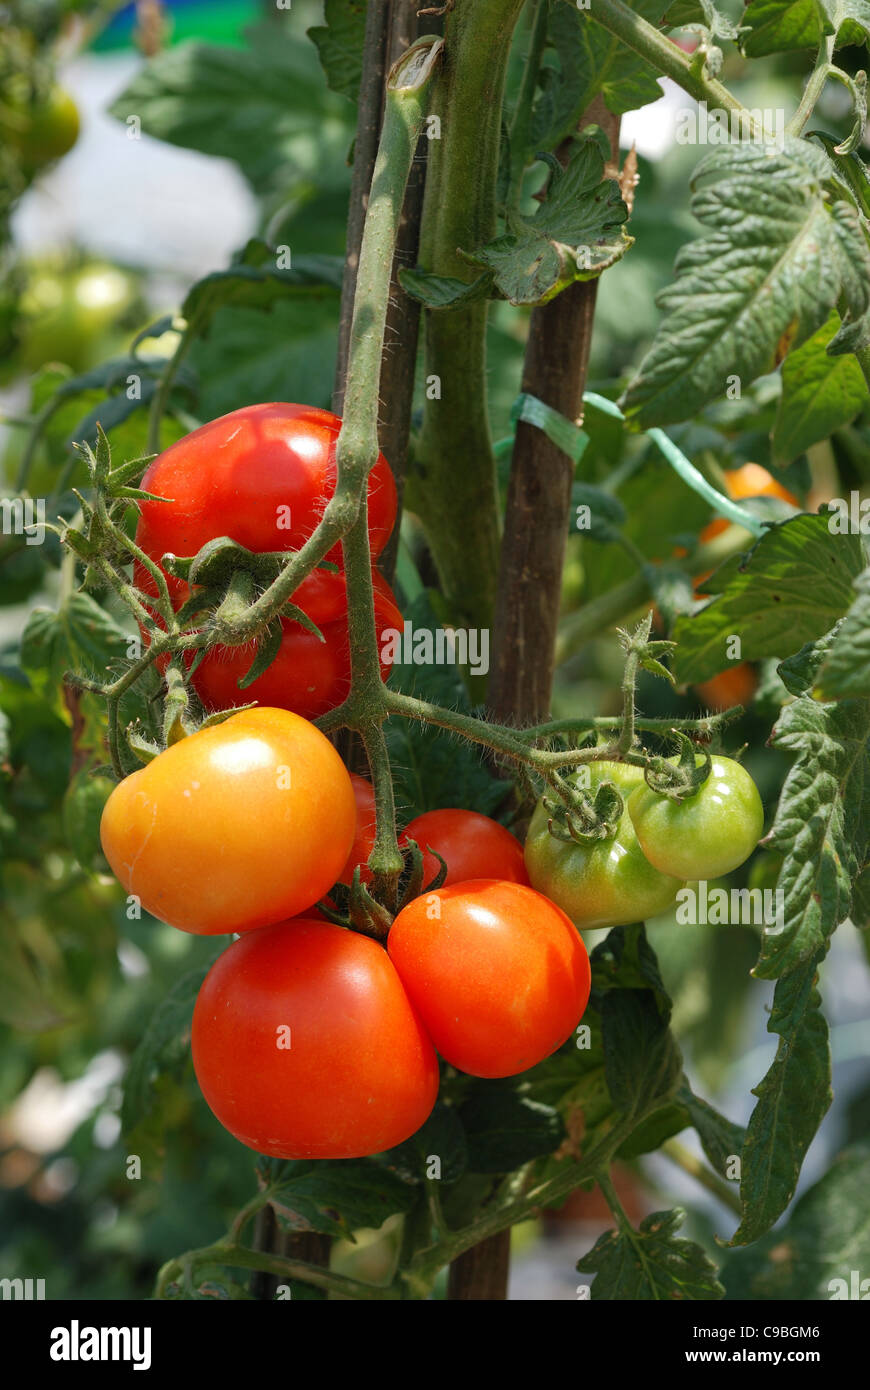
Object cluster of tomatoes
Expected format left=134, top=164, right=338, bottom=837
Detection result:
left=134, top=403, right=404, bottom=720
left=99, top=706, right=593, bottom=1159
left=97, top=403, right=765, bottom=1162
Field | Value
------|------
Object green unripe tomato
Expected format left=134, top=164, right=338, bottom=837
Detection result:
left=1, top=82, right=79, bottom=166
left=627, top=755, right=764, bottom=880
left=524, top=761, right=684, bottom=931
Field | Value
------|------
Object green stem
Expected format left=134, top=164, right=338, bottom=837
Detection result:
left=661, top=1138, right=742, bottom=1216
left=147, top=319, right=196, bottom=455
left=786, top=39, right=834, bottom=136
left=412, top=0, right=526, bottom=634
left=333, top=35, right=444, bottom=900
left=154, top=1243, right=401, bottom=1301
left=588, top=0, right=763, bottom=135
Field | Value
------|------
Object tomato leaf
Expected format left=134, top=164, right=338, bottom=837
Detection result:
left=108, top=25, right=354, bottom=196
left=384, top=593, right=507, bottom=821
left=815, top=567, right=870, bottom=699
left=398, top=267, right=495, bottom=309
left=677, top=1081, right=746, bottom=1180
left=722, top=1142, right=870, bottom=1297
left=729, top=953, right=832, bottom=1245
left=755, top=692, right=870, bottom=976
left=463, top=140, right=631, bottom=304
left=672, top=514, right=864, bottom=685
left=530, top=0, right=663, bottom=149
left=257, top=1158, right=416, bottom=1241
left=621, top=140, right=870, bottom=427
left=577, top=1207, right=725, bottom=1300
left=307, top=0, right=368, bottom=103
left=741, top=0, right=870, bottom=54
left=376, top=1103, right=468, bottom=1186
left=772, top=312, right=870, bottom=465
left=459, top=1089, right=565, bottom=1173
left=121, top=966, right=208, bottom=1166
left=600, top=989, right=683, bottom=1117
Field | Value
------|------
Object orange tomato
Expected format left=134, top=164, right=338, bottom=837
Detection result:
left=100, top=707, right=356, bottom=934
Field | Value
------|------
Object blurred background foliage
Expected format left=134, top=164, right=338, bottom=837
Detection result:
left=0, top=0, right=868, bottom=1299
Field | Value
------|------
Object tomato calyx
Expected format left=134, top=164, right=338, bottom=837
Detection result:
left=542, top=770, right=625, bottom=844
left=321, top=836, right=448, bottom=940
left=640, top=733, right=713, bottom=802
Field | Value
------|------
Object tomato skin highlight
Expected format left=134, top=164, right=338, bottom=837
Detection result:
left=387, top=880, right=591, bottom=1078
left=136, top=402, right=397, bottom=569
left=402, top=808, right=529, bottom=888
left=524, top=762, right=684, bottom=930
left=192, top=919, right=439, bottom=1158
left=99, top=707, right=356, bottom=934
left=628, top=755, right=764, bottom=880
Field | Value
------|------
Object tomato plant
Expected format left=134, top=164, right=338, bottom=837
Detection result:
left=192, top=918, right=439, bottom=1159
left=4, top=0, right=869, bottom=1319
left=387, top=881, right=590, bottom=1078
left=100, top=707, right=356, bottom=934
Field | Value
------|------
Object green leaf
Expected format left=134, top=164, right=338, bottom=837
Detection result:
left=20, top=594, right=133, bottom=688
left=729, top=954, right=832, bottom=1246
left=590, top=921, right=673, bottom=1017
left=722, top=1143, right=870, bottom=1298
left=531, top=0, right=663, bottom=149
left=777, top=621, right=844, bottom=694
left=772, top=312, right=870, bottom=464
left=672, top=514, right=864, bottom=685
left=121, top=967, right=207, bottom=1161
left=464, top=141, right=631, bottom=305
left=578, top=1207, right=725, bottom=1300
left=187, top=294, right=339, bottom=420
left=459, top=1088, right=565, bottom=1173
left=108, top=26, right=353, bottom=196
left=621, top=140, right=870, bottom=427
left=258, top=1158, right=416, bottom=1240
left=678, top=1081, right=746, bottom=1179
left=600, top=989, right=683, bottom=1116
left=742, top=0, right=870, bottom=53
left=308, top=0, right=368, bottom=102
left=384, top=593, right=506, bottom=821
left=398, top=267, right=495, bottom=309
left=815, top=568, right=870, bottom=698
left=376, top=1103, right=468, bottom=1186
left=182, top=239, right=342, bottom=338
left=755, top=693, right=870, bottom=976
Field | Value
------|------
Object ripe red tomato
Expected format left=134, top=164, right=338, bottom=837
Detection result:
left=192, top=919, right=439, bottom=1158
left=401, top=808, right=529, bottom=887
left=387, top=881, right=590, bottom=1078
left=185, top=569, right=403, bottom=719
left=99, top=708, right=356, bottom=934
left=136, top=403, right=397, bottom=573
